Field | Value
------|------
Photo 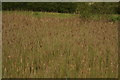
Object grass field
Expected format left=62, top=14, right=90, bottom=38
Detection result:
left=2, top=11, right=118, bottom=78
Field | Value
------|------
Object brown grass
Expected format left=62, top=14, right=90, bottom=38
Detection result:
left=2, top=11, right=118, bottom=78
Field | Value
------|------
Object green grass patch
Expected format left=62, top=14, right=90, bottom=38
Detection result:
left=3, top=11, right=78, bottom=18
left=80, top=13, right=120, bottom=22
left=32, top=12, right=78, bottom=18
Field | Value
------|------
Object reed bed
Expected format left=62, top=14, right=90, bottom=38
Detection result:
left=2, top=11, right=118, bottom=78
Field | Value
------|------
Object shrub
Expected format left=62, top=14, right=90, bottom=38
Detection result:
left=109, top=15, right=120, bottom=22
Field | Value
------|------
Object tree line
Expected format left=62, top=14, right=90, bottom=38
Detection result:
left=2, top=2, right=120, bottom=14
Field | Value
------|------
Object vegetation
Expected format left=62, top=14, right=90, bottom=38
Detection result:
left=2, top=11, right=118, bottom=78
left=2, top=2, right=120, bottom=21
left=2, top=2, right=119, bottom=78
left=2, top=2, right=77, bottom=13
left=2, top=2, right=119, bottom=14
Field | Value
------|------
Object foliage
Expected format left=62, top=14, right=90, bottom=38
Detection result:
left=2, top=2, right=119, bottom=14
left=2, top=2, right=77, bottom=13
left=109, top=15, right=120, bottom=22
left=76, top=3, right=93, bottom=18
left=2, top=2, right=120, bottom=20
left=91, top=2, right=118, bottom=14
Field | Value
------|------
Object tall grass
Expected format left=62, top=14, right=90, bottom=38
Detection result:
left=2, top=11, right=118, bottom=78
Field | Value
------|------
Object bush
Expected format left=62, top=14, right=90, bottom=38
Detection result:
left=91, top=2, right=118, bottom=14
left=77, top=3, right=93, bottom=19
left=109, top=15, right=120, bottom=22
left=2, top=2, right=77, bottom=13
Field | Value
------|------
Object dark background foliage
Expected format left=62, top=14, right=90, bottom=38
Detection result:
left=2, top=2, right=119, bottom=14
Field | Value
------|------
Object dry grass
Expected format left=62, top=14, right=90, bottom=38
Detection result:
left=2, top=11, right=118, bottom=78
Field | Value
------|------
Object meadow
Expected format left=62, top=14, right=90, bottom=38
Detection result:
left=2, top=11, right=118, bottom=78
